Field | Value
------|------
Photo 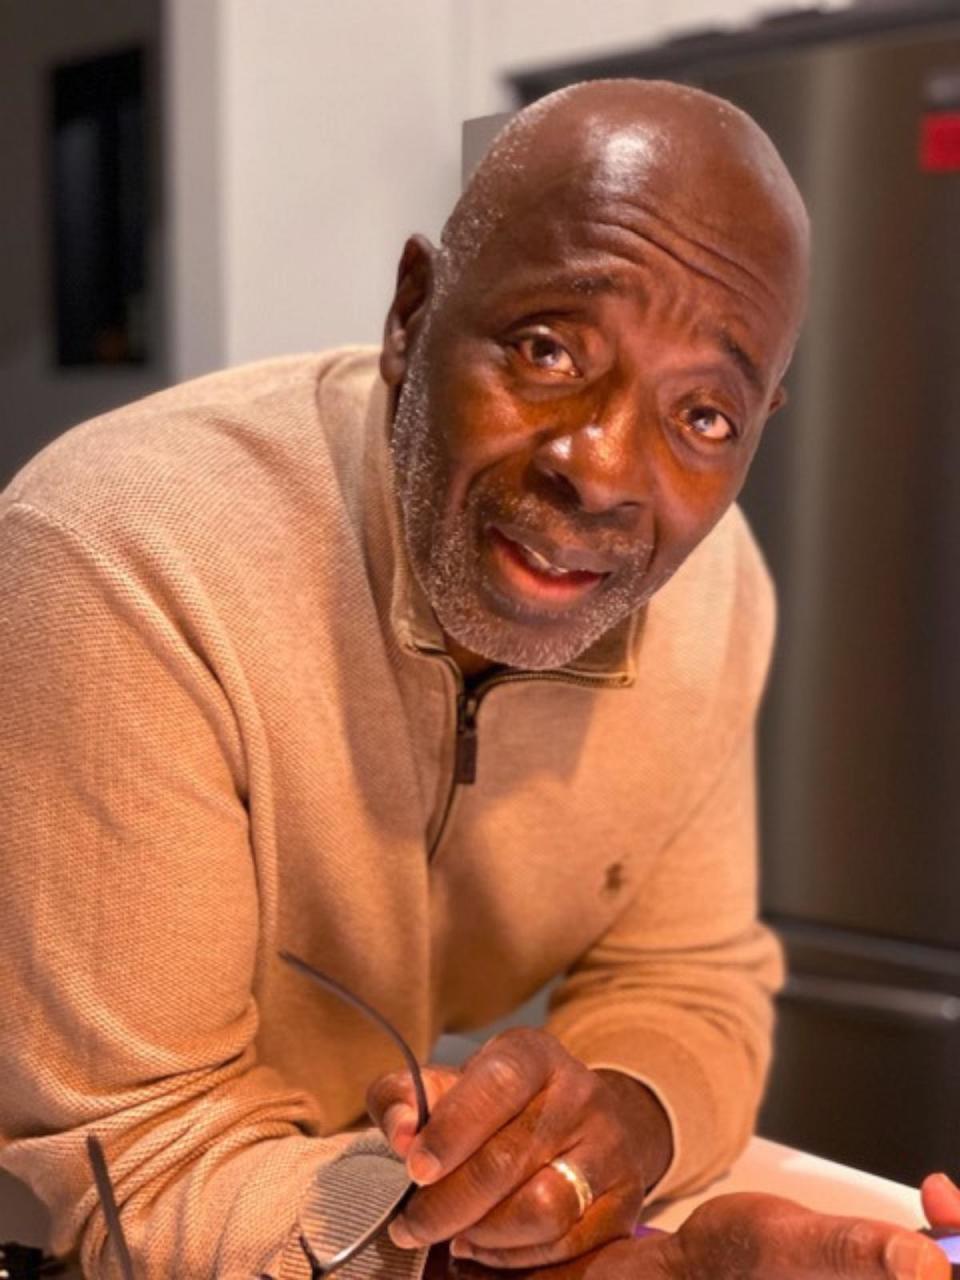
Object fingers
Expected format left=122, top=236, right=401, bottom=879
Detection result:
left=367, top=1066, right=461, bottom=1156
left=394, top=1117, right=639, bottom=1264
left=922, top=1174, right=960, bottom=1229
left=404, top=1030, right=561, bottom=1187
left=452, top=1188, right=636, bottom=1270
left=454, top=1163, right=586, bottom=1253
left=452, top=1145, right=643, bottom=1267
left=390, top=1086, right=569, bottom=1248
left=677, top=1193, right=952, bottom=1280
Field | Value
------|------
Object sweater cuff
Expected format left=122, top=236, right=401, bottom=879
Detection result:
left=588, top=1061, right=681, bottom=1199
left=572, top=1028, right=719, bottom=1201
left=274, top=1132, right=430, bottom=1280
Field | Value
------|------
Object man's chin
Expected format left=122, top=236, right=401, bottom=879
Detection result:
left=434, top=589, right=605, bottom=673
left=414, top=530, right=646, bottom=672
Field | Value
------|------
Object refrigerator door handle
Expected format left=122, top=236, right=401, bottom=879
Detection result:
left=783, top=974, right=960, bottom=1027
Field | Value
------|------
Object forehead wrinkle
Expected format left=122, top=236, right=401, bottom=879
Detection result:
left=599, top=196, right=784, bottom=305
left=586, top=214, right=767, bottom=313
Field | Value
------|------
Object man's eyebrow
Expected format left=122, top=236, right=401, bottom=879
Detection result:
left=565, top=271, right=623, bottom=296
left=712, top=327, right=765, bottom=394
left=517, top=270, right=625, bottom=298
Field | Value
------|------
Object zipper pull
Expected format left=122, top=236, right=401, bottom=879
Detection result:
left=455, top=694, right=479, bottom=785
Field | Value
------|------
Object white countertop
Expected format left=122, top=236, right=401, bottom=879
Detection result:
left=648, top=1135, right=922, bottom=1231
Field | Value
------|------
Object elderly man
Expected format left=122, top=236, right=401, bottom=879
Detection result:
left=0, top=80, right=955, bottom=1279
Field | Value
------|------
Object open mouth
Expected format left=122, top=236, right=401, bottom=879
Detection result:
left=485, top=525, right=611, bottom=611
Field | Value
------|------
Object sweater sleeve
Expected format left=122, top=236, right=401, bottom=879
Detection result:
left=0, top=502, right=426, bottom=1280
left=545, top=529, right=784, bottom=1203
left=546, top=727, right=784, bottom=1202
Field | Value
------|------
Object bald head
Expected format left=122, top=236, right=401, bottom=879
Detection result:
left=441, top=79, right=809, bottom=345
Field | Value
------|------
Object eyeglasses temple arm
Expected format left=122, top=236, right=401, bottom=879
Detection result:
left=86, top=1135, right=136, bottom=1280
left=278, top=950, right=430, bottom=1132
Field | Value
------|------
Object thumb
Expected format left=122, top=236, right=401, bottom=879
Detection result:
left=367, top=1065, right=460, bottom=1156
left=922, top=1174, right=960, bottom=1230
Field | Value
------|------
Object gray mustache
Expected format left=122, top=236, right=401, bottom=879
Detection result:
left=477, top=488, right=653, bottom=567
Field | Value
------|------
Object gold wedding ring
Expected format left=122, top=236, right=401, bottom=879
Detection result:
left=549, top=1157, right=595, bottom=1218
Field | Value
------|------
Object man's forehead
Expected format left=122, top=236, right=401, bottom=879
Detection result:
left=460, top=245, right=776, bottom=329
left=463, top=158, right=794, bottom=286
left=456, top=182, right=803, bottom=355
left=449, top=94, right=807, bottom=317
left=435, top=81, right=807, bottom=383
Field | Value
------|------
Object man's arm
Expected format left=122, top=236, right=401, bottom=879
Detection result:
left=366, top=727, right=780, bottom=1268
left=546, top=722, right=783, bottom=1201
left=0, top=502, right=424, bottom=1278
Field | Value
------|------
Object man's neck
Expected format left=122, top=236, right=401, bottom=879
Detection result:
left=443, top=634, right=499, bottom=685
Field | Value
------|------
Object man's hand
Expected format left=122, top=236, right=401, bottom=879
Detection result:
left=366, top=1027, right=672, bottom=1266
left=440, top=1187, right=957, bottom=1280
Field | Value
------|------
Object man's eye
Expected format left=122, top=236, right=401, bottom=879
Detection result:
left=514, top=334, right=580, bottom=377
left=683, top=406, right=736, bottom=442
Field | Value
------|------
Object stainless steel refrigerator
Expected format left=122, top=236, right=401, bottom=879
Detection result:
left=505, top=1, right=960, bottom=1186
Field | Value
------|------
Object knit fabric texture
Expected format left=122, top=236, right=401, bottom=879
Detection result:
left=0, top=348, right=783, bottom=1277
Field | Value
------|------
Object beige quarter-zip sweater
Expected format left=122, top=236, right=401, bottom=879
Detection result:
left=0, top=349, right=782, bottom=1278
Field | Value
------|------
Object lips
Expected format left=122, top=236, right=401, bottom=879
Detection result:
left=485, top=524, right=612, bottom=612
left=492, top=521, right=621, bottom=575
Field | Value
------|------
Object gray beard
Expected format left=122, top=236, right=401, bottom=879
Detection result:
left=390, top=341, right=665, bottom=671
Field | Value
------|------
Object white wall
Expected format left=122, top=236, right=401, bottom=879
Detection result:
left=220, top=0, right=461, bottom=363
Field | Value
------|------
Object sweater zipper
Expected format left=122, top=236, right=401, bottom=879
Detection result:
left=426, top=664, right=630, bottom=863
left=454, top=691, right=480, bottom=785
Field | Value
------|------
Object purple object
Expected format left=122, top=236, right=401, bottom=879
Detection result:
left=919, top=1228, right=960, bottom=1277
left=926, top=1231, right=960, bottom=1263
left=634, top=1225, right=670, bottom=1239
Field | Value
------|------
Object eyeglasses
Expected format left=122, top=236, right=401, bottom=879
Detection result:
left=86, top=951, right=431, bottom=1279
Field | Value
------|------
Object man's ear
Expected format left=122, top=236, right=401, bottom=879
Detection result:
left=768, top=384, right=789, bottom=417
left=380, top=234, right=437, bottom=389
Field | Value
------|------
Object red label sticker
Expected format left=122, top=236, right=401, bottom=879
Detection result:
left=920, top=111, right=960, bottom=173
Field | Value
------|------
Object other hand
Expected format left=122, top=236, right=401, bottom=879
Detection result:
left=366, top=1027, right=672, bottom=1266
left=446, top=1185, right=958, bottom=1280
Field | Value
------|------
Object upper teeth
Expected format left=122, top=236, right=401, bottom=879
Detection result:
left=518, top=541, right=573, bottom=577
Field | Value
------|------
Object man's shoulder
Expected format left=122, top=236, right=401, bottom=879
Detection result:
left=1, top=346, right=381, bottom=556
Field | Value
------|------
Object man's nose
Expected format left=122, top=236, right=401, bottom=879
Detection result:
left=531, top=420, right=651, bottom=516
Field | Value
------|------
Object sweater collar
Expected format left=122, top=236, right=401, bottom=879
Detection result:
left=362, top=370, right=640, bottom=686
